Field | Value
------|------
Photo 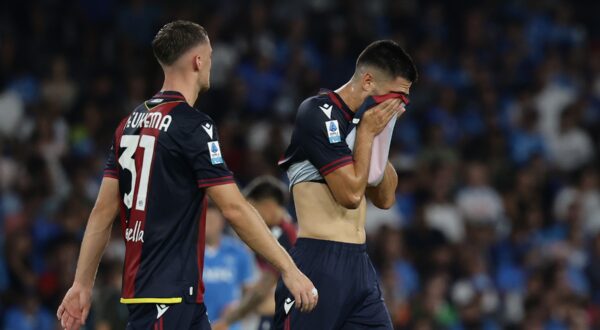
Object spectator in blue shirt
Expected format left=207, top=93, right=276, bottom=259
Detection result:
left=203, top=203, right=257, bottom=330
left=508, top=108, right=546, bottom=165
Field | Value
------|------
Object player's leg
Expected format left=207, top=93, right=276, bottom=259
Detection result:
left=274, top=273, right=342, bottom=330
left=340, top=255, right=393, bottom=330
left=340, top=291, right=393, bottom=329
left=273, top=239, right=347, bottom=330
left=163, top=303, right=211, bottom=330
left=275, top=271, right=348, bottom=330
left=126, top=303, right=156, bottom=329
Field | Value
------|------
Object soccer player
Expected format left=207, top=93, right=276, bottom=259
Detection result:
left=275, top=40, right=417, bottom=329
left=56, top=20, right=317, bottom=330
left=212, top=176, right=297, bottom=330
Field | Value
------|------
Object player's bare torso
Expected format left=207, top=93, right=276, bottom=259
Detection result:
left=293, top=182, right=367, bottom=244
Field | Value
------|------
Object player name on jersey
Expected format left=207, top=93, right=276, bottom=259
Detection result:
left=126, top=111, right=173, bottom=132
left=125, top=220, right=145, bottom=243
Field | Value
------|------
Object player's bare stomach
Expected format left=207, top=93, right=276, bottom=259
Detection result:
left=293, top=182, right=367, bottom=244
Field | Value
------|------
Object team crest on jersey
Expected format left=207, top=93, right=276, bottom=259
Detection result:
left=207, top=141, right=224, bottom=165
left=326, top=120, right=341, bottom=143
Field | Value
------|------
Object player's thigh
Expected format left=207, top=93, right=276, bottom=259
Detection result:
left=126, top=303, right=156, bottom=330
left=274, top=270, right=347, bottom=330
left=340, top=306, right=393, bottom=330
left=341, top=282, right=392, bottom=330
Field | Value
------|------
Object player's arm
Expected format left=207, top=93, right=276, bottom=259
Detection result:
left=207, top=184, right=317, bottom=312
left=216, top=270, right=279, bottom=327
left=57, top=177, right=120, bottom=330
left=366, top=161, right=398, bottom=209
left=324, top=98, right=401, bottom=209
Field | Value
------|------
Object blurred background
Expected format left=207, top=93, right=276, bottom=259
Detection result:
left=1, top=0, right=600, bottom=329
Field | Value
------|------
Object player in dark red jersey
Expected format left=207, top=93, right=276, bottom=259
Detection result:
left=275, top=40, right=417, bottom=329
left=212, top=176, right=297, bottom=330
left=56, top=21, right=317, bottom=330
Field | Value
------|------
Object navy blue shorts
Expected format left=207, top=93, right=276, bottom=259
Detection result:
left=274, top=238, right=392, bottom=330
left=126, top=303, right=210, bottom=330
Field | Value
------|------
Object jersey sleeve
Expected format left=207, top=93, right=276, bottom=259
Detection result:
left=182, top=120, right=235, bottom=188
left=103, top=137, right=119, bottom=179
left=297, top=100, right=353, bottom=176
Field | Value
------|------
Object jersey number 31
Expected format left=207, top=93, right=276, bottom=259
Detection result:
left=118, top=135, right=156, bottom=211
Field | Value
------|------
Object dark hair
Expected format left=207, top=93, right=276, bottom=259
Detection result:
left=244, top=176, right=287, bottom=206
left=356, top=40, right=418, bottom=82
left=152, top=20, right=208, bottom=65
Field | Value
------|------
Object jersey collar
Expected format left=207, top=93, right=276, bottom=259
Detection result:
left=152, top=90, right=187, bottom=101
left=319, top=89, right=354, bottom=122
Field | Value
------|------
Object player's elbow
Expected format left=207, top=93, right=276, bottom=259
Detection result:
left=220, top=202, right=245, bottom=224
left=338, top=193, right=362, bottom=209
left=373, top=196, right=396, bottom=210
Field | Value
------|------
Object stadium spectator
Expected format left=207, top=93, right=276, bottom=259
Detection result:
left=202, top=203, right=257, bottom=330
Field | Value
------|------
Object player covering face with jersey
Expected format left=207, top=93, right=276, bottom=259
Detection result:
left=276, top=40, right=417, bottom=329
left=57, top=20, right=317, bottom=330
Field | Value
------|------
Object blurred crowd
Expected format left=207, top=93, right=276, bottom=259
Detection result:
left=1, top=0, right=599, bottom=329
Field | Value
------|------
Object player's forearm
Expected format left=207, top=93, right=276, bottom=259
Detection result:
left=326, top=126, right=375, bottom=209
left=349, top=126, right=375, bottom=196
left=224, top=202, right=295, bottom=274
left=366, top=162, right=397, bottom=209
left=73, top=207, right=116, bottom=288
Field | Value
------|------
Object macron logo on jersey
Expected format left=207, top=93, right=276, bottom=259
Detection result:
left=284, top=297, right=295, bottom=315
left=320, top=103, right=333, bottom=119
left=156, top=304, right=169, bottom=319
left=202, top=123, right=213, bottom=139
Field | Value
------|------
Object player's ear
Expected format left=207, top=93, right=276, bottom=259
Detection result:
left=192, top=54, right=201, bottom=72
left=361, top=71, right=376, bottom=93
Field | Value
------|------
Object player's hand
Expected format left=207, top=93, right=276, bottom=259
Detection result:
left=57, top=282, right=92, bottom=330
left=281, top=268, right=318, bottom=313
left=212, top=320, right=229, bottom=330
left=359, top=98, right=403, bottom=136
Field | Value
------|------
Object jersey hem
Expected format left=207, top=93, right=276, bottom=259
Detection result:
left=120, top=297, right=183, bottom=304
left=197, top=176, right=235, bottom=188
left=320, top=156, right=353, bottom=176
left=103, top=171, right=118, bottom=179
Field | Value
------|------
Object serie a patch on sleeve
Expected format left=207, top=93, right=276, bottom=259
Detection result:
left=207, top=141, right=224, bottom=164
left=326, top=120, right=341, bottom=143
